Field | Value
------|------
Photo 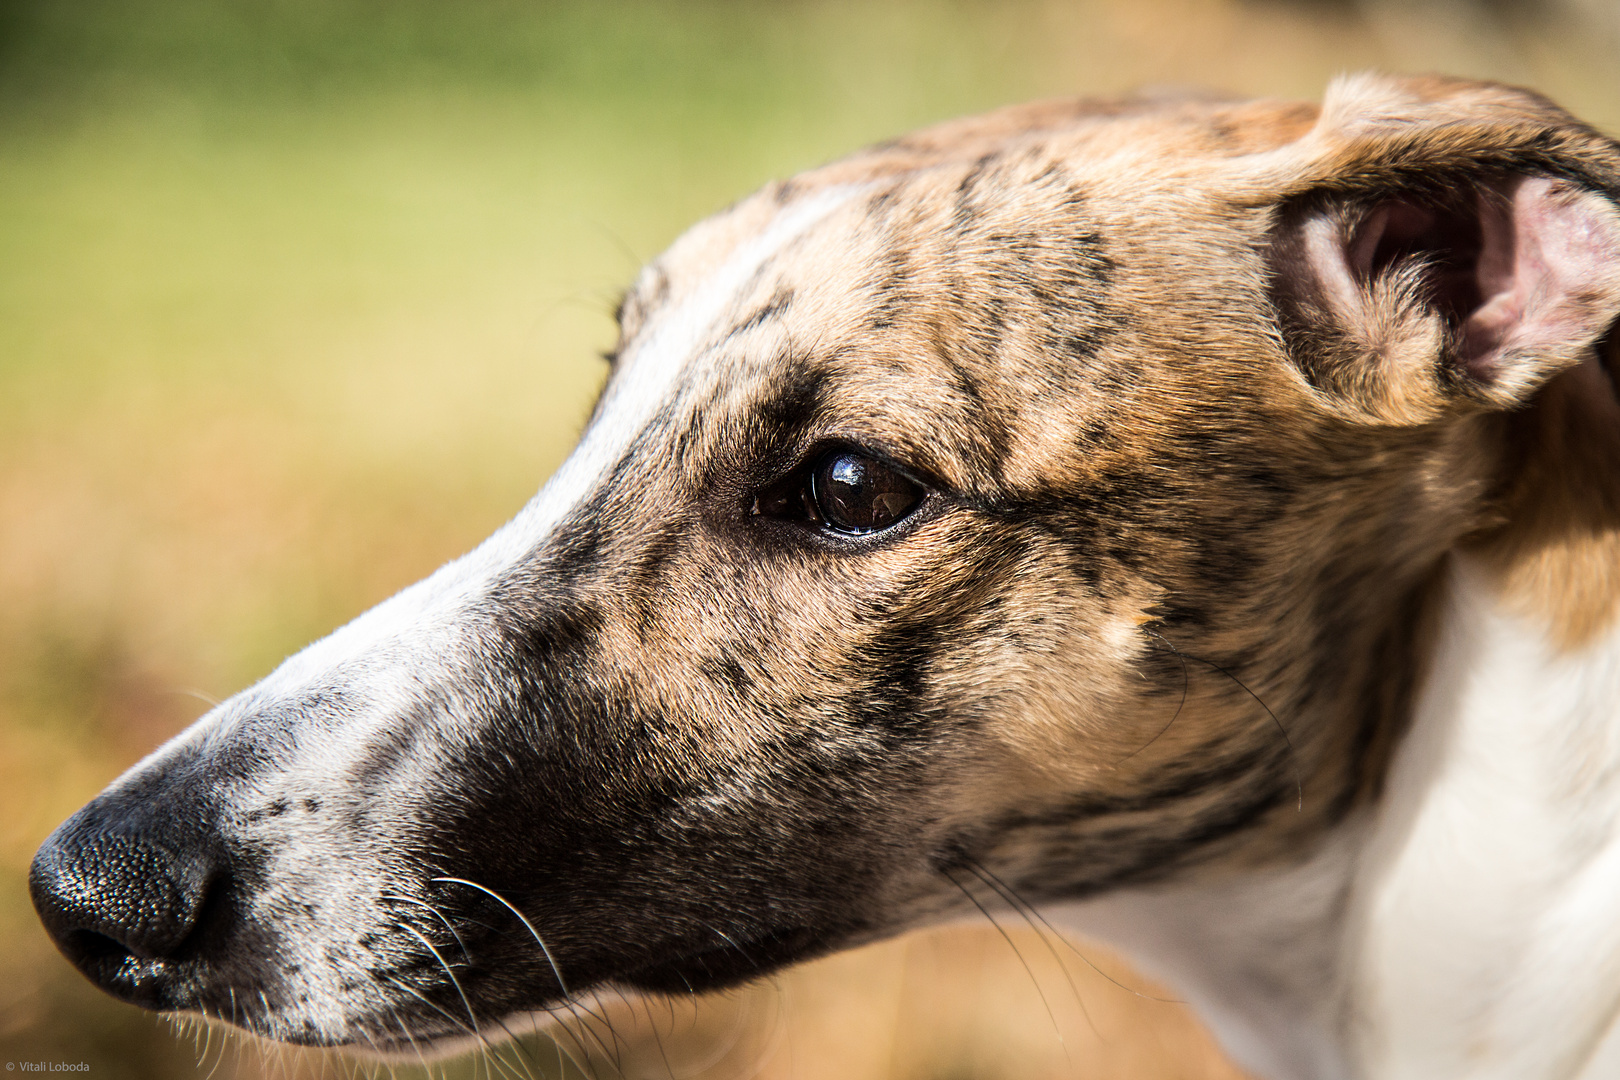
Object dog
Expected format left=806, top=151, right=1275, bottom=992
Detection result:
left=28, top=73, right=1620, bottom=1080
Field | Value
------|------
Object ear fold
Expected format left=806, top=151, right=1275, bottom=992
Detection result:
left=1269, top=174, right=1620, bottom=425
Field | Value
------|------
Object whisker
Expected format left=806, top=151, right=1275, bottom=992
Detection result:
left=966, top=857, right=1185, bottom=1006
left=381, top=894, right=473, bottom=959
left=589, top=994, right=637, bottom=1078
left=562, top=996, right=630, bottom=1078
left=585, top=218, right=647, bottom=277
left=377, top=974, right=479, bottom=1047
left=390, top=900, right=545, bottom=1080
left=381, top=1004, right=435, bottom=1078
left=942, top=864, right=1070, bottom=1064
left=601, top=984, right=663, bottom=1078
left=432, top=877, right=571, bottom=997
left=248, top=1006, right=267, bottom=1080
left=692, top=918, right=767, bottom=979
left=959, top=857, right=1100, bottom=1039
left=172, top=686, right=224, bottom=708
left=427, top=876, right=633, bottom=1074
left=199, top=1010, right=214, bottom=1064
left=355, top=1028, right=386, bottom=1079
left=541, top=1003, right=604, bottom=1080
left=397, top=924, right=486, bottom=1050
left=1117, top=631, right=1189, bottom=765
left=380, top=974, right=527, bottom=1080
left=1143, top=628, right=1303, bottom=810
left=636, top=991, right=680, bottom=1080
left=201, top=1015, right=233, bottom=1080
left=480, top=1008, right=543, bottom=1080
left=229, top=989, right=251, bottom=1078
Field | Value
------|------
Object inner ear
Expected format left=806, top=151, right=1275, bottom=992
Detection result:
left=1349, top=197, right=1483, bottom=334
left=1274, top=174, right=1620, bottom=422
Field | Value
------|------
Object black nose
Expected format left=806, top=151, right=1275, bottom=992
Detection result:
left=30, top=806, right=222, bottom=1011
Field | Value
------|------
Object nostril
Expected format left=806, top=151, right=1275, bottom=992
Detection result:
left=30, top=810, right=223, bottom=1001
left=63, top=928, right=135, bottom=965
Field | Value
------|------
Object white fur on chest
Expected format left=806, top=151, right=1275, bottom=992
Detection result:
left=1350, top=554, right=1620, bottom=1079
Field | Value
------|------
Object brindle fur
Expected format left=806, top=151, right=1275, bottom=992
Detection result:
left=29, top=73, right=1620, bottom=1075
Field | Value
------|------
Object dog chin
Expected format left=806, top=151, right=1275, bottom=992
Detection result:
left=323, top=989, right=640, bottom=1064
left=335, top=928, right=836, bottom=1061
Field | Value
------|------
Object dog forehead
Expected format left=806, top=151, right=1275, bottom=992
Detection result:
left=600, top=102, right=1311, bottom=494
left=637, top=99, right=1288, bottom=307
left=628, top=93, right=1297, bottom=319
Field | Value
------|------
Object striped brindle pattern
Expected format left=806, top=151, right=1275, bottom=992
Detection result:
left=30, top=74, right=1620, bottom=1079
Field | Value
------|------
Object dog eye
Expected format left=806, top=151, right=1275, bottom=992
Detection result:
left=750, top=447, right=927, bottom=537
left=811, top=451, right=923, bottom=534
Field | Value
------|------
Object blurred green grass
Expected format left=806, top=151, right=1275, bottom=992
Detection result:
left=2, top=1, right=1617, bottom=1077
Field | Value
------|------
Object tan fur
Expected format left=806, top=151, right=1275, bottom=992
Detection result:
left=602, top=74, right=1620, bottom=899
left=33, top=73, right=1620, bottom=1076
left=1471, top=340, right=1620, bottom=650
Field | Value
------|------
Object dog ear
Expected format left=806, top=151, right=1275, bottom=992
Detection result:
left=1269, top=172, right=1620, bottom=425
left=1264, top=75, right=1620, bottom=425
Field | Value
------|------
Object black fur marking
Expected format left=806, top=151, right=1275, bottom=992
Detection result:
left=866, top=240, right=915, bottom=332
left=846, top=613, right=950, bottom=739
left=999, top=739, right=1281, bottom=831
left=970, top=739, right=1294, bottom=898
left=392, top=648, right=927, bottom=1013
left=1038, top=780, right=1290, bottom=897
left=945, top=363, right=1015, bottom=484
left=1075, top=416, right=1113, bottom=447
left=624, top=521, right=692, bottom=638
left=538, top=508, right=609, bottom=586
left=982, top=227, right=1117, bottom=362
left=866, top=185, right=900, bottom=219
left=725, top=287, right=796, bottom=342
left=699, top=655, right=754, bottom=696
left=951, top=151, right=1004, bottom=231
left=486, top=589, right=606, bottom=685
left=746, top=358, right=835, bottom=463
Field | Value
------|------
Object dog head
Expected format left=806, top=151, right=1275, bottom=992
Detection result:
left=31, top=74, right=1620, bottom=1052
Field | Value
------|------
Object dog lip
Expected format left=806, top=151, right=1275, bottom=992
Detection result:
left=61, top=944, right=195, bottom=1012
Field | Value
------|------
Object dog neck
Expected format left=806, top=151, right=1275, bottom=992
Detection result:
left=1046, top=557, right=1620, bottom=1080
left=1349, top=352, right=1620, bottom=1079
left=1045, top=818, right=1363, bottom=1080
left=1048, top=355, right=1620, bottom=1080
left=1348, top=548, right=1620, bottom=1080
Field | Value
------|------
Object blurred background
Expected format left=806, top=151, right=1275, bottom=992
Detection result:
left=2, top=1, right=1617, bottom=1077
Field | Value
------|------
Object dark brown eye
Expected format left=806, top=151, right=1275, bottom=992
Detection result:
left=811, top=451, right=924, bottom=534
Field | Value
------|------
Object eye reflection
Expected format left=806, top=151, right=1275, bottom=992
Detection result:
left=812, top=451, right=923, bottom=534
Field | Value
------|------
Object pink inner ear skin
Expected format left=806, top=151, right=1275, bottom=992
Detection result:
left=1463, top=176, right=1620, bottom=383
left=1299, top=172, right=1620, bottom=406
left=1349, top=201, right=1439, bottom=280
